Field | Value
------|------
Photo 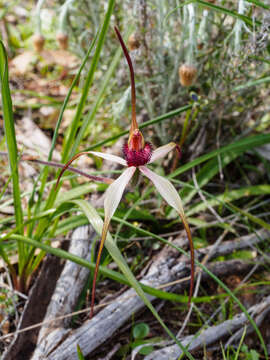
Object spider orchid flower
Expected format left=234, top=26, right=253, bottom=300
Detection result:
left=56, top=27, right=194, bottom=319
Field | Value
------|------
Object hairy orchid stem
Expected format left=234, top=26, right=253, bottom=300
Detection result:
left=55, top=152, right=113, bottom=189
left=179, top=212, right=194, bottom=306
left=90, top=222, right=109, bottom=319
left=114, top=26, right=138, bottom=134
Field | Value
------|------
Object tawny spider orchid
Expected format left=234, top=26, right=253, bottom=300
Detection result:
left=56, top=27, right=195, bottom=319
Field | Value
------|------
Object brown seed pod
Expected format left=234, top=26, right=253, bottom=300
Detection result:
left=179, top=64, right=197, bottom=87
left=128, top=33, right=140, bottom=51
left=32, top=34, right=45, bottom=53
left=56, top=32, right=69, bottom=50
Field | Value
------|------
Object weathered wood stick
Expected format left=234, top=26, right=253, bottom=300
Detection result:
left=30, top=225, right=95, bottom=360
left=144, top=295, right=270, bottom=360
left=42, top=232, right=268, bottom=359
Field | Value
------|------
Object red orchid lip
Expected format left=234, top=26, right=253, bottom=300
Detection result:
left=123, top=142, right=152, bottom=167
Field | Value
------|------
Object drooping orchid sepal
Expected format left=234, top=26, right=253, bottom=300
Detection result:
left=139, top=166, right=194, bottom=306
left=90, top=166, right=136, bottom=318
left=55, top=151, right=115, bottom=190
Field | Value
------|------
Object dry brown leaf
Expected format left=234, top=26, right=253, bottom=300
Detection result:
left=11, top=51, right=38, bottom=75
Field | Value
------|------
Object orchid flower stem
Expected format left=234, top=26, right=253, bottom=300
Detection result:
left=55, top=152, right=113, bottom=189
left=90, top=222, right=109, bottom=318
left=179, top=212, right=195, bottom=306
left=114, top=26, right=138, bottom=134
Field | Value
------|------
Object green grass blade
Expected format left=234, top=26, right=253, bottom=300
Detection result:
left=233, top=76, right=270, bottom=91
left=70, top=29, right=132, bottom=155
left=0, top=41, right=23, bottom=233
left=179, top=151, right=239, bottom=205
left=0, top=40, right=24, bottom=272
left=229, top=203, right=270, bottom=231
left=246, top=0, right=270, bottom=10
left=164, top=0, right=259, bottom=27
left=48, top=31, right=100, bottom=164
left=170, top=133, right=270, bottom=177
left=34, top=31, right=99, bottom=223
left=77, top=344, right=86, bottom=360
left=84, top=104, right=192, bottom=151
left=196, top=0, right=259, bottom=26
left=34, top=2, right=115, bottom=238
left=61, top=0, right=115, bottom=163
left=187, top=185, right=270, bottom=216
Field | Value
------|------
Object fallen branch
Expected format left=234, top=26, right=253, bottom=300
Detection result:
left=34, top=233, right=268, bottom=359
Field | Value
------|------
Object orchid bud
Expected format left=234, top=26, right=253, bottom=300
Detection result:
left=56, top=32, right=69, bottom=50
left=128, top=33, right=140, bottom=51
left=179, top=64, right=197, bottom=87
left=32, top=34, right=45, bottom=53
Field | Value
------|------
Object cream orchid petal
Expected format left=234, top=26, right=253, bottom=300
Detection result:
left=139, top=165, right=184, bottom=216
left=149, top=142, right=176, bottom=164
left=90, top=165, right=136, bottom=318
left=139, top=165, right=195, bottom=305
left=104, top=166, right=136, bottom=223
left=89, top=151, right=127, bottom=166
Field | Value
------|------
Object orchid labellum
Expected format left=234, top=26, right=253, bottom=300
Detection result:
left=56, top=27, right=195, bottom=319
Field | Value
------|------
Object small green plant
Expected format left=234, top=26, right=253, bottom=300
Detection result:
left=131, top=322, right=154, bottom=356
left=76, top=344, right=86, bottom=360
left=240, top=344, right=260, bottom=360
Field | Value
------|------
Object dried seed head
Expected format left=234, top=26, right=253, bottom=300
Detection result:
left=179, top=64, right=197, bottom=87
left=128, top=33, right=140, bottom=51
left=32, top=34, right=45, bottom=53
left=197, top=42, right=204, bottom=50
left=56, top=32, right=69, bottom=50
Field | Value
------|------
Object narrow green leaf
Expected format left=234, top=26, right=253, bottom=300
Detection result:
left=229, top=203, right=270, bottom=231
left=35, top=0, right=115, bottom=238
left=62, top=0, right=115, bottom=162
left=233, top=76, right=270, bottom=91
left=196, top=0, right=259, bottom=26
left=77, top=344, right=86, bottom=360
left=170, top=133, right=270, bottom=177
left=246, top=0, right=270, bottom=10
left=0, top=41, right=23, bottom=233
left=164, top=0, right=259, bottom=27
left=179, top=151, right=239, bottom=205
left=84, top=104, right=192, bottom=151
left=187, top=185, right=270, bottom=216
left=70, top=29, right=133, bottom=154
left=0, top=40, right=24, bottom=273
